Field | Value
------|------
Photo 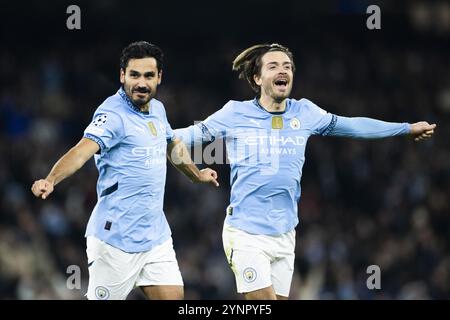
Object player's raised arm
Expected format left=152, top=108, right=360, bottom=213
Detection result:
left=167, top=138, right=219, bottom=187
left=31, top=138, right=99, bottom=199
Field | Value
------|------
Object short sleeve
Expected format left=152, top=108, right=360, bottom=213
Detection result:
left=83, top=111, right=124, bottom=153
left=162, top=112, right=175, bottom=143
left=202, top=100, right=235, bottom=140
left=302, top=99, right=336, bottom=136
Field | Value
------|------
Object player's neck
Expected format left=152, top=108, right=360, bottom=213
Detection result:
left=139, top=103, right=150, bottom=113
left=258, top=95, right=286, bottom=113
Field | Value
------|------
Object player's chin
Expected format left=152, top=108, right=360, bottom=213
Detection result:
left=273, top=87, right=291, bottom=98
left=273, top=91, right=290, bottom=101
left=132, top=97, right=151, bottom=106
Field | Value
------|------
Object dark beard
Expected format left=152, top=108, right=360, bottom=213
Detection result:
left=274, top=96, right=285, bottom=103
left=273, top=93, right=289, bottom=104
left=132, top=95, right=151, bottom=106
left=124, top=85, right=152, bottom=106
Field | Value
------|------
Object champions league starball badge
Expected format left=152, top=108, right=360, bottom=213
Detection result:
left=93, top=114, right=108, bottom=127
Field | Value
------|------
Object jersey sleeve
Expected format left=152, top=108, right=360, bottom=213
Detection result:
left=324, top=116, right=411, bottom=138
left=173, top=124, right=204, bottom=147
left=202, top=100, right=235, bottom=140
left=302, top=99, right=337, bottom=136
left=160, top=106, right=175, bottom=143
left=83, top=110, right=124, bottom=154
left=174, top=100, right=235, bottom=147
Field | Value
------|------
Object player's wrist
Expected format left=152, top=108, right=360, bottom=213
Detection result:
left=45, top=176, right=56, bottom=186
left=190, top=172, right=201, bottom=183
left=407, top=123, right=414, bottom=134
left=185, top=166, right=201, bottom=183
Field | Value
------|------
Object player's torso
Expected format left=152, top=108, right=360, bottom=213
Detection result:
left=87, top=95, right=172, bottom=253
left=122, top=112, right=168, bottom=171
left=94, top=101, right=169, bottom=201
left=226, top=100, right=310, bottom=175
left=110, top=105, right=167, bottom=170
left=223, top=99, right=313, bottom=234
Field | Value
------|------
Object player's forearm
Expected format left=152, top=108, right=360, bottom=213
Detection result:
left=326, top=116, right=411, bottom=139
left=167, top=140, right=201, bottom=182
left=46, top=147, right=90, bottom=186
left=172, top=162, right=202, bottom=183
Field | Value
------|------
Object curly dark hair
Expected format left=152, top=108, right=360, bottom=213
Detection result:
left=120, top=41, right=164, bottom=72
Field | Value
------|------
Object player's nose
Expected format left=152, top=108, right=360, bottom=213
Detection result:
left=137, top=78, right=147, bottom=88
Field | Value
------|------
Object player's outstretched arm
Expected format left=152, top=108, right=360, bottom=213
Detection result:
left=31, top=138, right=100, bottom=199
left=326, top=116, right=436, bottom=141
left=167, top=138, right=219, bottom=187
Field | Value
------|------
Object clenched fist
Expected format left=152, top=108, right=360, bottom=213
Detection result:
left=410, top=122, right=436, bottom=142
left=31, top=179, right=54, bottom=200
left=196, top=168, right=220, bottom=187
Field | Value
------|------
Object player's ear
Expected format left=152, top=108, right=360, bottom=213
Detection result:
left=253, top=74, right=262, bottom=86
left=157, top=70, right=163, bottom=85
left=120, top=68, right=125, bottom=84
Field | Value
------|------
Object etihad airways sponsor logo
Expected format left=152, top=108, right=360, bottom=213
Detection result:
left=243, top=135, right=306, bottom=146
left=131, top=146, right=166, bottom=157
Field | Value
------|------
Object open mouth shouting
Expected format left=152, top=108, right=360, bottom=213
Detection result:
left=273, top=77, right=289, bottom=91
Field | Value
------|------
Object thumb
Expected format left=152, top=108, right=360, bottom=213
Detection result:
left=41, top=188, right=52, bottom=200
left=210, top=178, right=219, bottom=187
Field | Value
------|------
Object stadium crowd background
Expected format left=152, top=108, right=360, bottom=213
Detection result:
left=0, top=0, right=449, bottom=299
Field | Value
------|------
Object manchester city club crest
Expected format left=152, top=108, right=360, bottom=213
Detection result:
left=92, top=114, right=108, bottom=127
left=290, top=117, right=300, bottom=130
left=243, top=267, right=257, bottom=283
left=95, top=286, right=110, bottom=300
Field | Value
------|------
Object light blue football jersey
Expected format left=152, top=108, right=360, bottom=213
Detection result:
left=175, top=98, right=410, bottom=235
left=83, top=88, right=175, bottom=253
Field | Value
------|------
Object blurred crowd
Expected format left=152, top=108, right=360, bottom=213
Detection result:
left=0, top=1, right=449, bottom=299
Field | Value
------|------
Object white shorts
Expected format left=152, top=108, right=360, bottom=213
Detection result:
left=222, top=223, right=295, bottom=297
left=86, top=236, right=183, bottom=300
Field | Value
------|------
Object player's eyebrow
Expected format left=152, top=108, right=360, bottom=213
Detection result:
left=129, top=70, right=156, bottom=77
left=266, top=61, right=292, bottom=66
left=129, top=70, right=141, bottom=75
